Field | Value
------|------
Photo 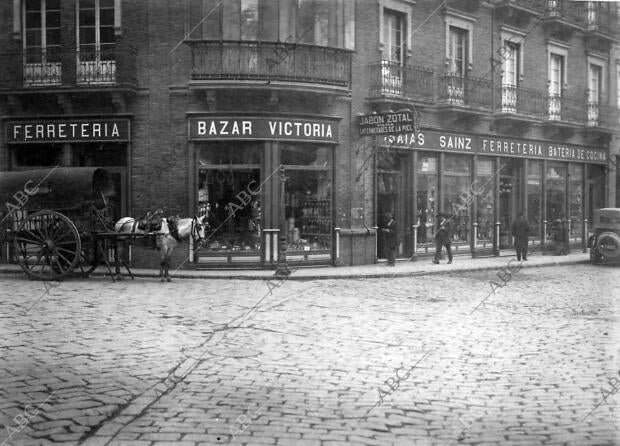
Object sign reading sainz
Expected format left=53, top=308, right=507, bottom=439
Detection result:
left=188, top=116, right=339, bottom=142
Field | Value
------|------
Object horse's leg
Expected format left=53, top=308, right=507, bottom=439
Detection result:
left=165, top=245, right=172, bottom=282
left=114, top=241, right=124, bottom=281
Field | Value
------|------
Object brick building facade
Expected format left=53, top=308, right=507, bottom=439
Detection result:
left=0, top=0, right=618, bottom=269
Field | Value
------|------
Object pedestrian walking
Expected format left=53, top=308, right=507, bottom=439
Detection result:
left=432, top=214, right=452, bottom=264
left=511, top=212, right=529, bottom=261
left=381, top=212, right=397, bottom=266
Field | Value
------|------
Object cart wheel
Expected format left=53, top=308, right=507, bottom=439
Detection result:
left=79, top=233, right=100, bottom=277
left=14, top=210, right=81, bottom=280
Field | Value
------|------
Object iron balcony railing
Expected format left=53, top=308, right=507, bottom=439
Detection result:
left=545, top=0, right=587, bottom=26
left=581, top=1, right=618, bottom=37
left=492, top=0, right=546, bottom=14
left=437, top=73, right=494, bottom=110
left=370, top=62, right=615, bottom=130
left=369, top=60, right=433, bottom=101
left=186, top=40, right=352, bottom=89
left=0, top=45, right=138, bottom=90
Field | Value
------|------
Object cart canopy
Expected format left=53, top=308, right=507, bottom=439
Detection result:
left=0, top=167, right=114, bottom=212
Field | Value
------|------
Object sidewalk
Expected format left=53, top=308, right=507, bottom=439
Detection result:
left=0, top=251, right=591, bottom=280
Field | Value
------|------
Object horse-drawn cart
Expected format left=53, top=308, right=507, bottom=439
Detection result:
left=0, top=167, right=121, bottom=280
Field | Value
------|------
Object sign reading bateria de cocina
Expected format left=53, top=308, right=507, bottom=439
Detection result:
left=6, top=119, right=130, bottom=143
left=358, top=110, right=415, bottom=136
left=188, top=116, right=338, bottom=142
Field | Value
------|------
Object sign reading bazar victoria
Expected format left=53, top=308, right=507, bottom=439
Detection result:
left=188, top=116, right=339, bottom=142
left=7, top=119, right=130, bottom=143
left=383, top=129, right=608, bottom=164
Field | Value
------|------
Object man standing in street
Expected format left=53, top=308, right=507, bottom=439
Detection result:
left=382, top=212, right=397, bottom=266
left=511, top=212, right=529, bottom=261
left=433, top=214, right=453, bottom=264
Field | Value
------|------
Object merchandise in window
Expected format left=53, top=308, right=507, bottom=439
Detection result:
left=527, top=162, right=542, bottom=236
left=282, top=144, right=332, bottom=253
left=475, top=158, right=495, bottom=241
left=416, top=154, right=437, bottom=245
left=568, top=164, right=583, bottom=238
left=443, top=154, right=471, bottom=242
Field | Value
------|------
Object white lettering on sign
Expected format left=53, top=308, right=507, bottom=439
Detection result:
left=439, top=135, right=472, bottom=150
left=9, top=121, right=126, bottom=141
left=199, top=120, right=253, bottom=136
left=267, top=121, right=333, bottom=138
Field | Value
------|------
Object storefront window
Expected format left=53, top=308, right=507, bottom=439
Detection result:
left=12, top=144, right=63, bottom=167
left=587, top=165, right=606, bottom=224
left=475, top=158, right=495, bottom=241
left=527, top=162, right=542, bottom=236
left=282, top=144, right=332, bottom=253
left=443, top=154, right=471, bottom=242
left=416, top=153, right=437, bottom=245
left=377, top=151, right=403, bottom=259
left=546, top=162, right=567, bottom=223
left=568, top=164, right=583, bottom=238
left=198, top=143, right=263, bottom=253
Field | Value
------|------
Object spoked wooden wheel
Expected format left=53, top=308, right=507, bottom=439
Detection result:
left=14, top=210, right=81, bottom=280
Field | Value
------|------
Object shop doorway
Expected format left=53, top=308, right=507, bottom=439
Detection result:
left=499, top=158, right=523, bottom=248
left=377, top=152, right=405, bottom=259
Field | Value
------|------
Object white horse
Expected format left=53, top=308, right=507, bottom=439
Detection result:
left=114, top=214, right=209, bottom=282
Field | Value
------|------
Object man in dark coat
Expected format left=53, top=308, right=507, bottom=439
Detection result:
left=511, top=212, right=529, bottom=261
left=433, top=214, right=453, bottom=264
left=381, top=212, right=397, bottom=266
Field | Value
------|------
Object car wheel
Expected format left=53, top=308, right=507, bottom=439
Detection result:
left=597, top=231, right=620, bottom=260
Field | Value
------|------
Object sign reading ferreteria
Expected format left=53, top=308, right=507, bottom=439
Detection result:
left=6, top=119, right=131, bottom=143
left=188, top=116, right=339, bottom=142
left=358, top=110, right=415, bottom=136
left=383, top=129, right=608, bottom=164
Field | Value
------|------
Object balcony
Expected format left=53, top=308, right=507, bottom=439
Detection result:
left=437, top=73, right=493, bottom=113
left=492, top=0, right=545, bottom=27
left=186, top=40, right=352, bottom=94
left=582, top=2, right=618, bottom=50
left=369, top=61, right=433, bottom=103
left=586, top=102, right=618, bottom=131
left=0, top=46, right=138, bottom=93
left=543, top=0, right=587, bottom=39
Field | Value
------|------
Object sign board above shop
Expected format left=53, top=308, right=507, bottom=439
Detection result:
left=6, top=119, right=131, bottom=143
left=358, top=110, right=415, bottom=136
left=382, top=129, right=608, bottom=165
left=188, top=116, right=339, bottom=143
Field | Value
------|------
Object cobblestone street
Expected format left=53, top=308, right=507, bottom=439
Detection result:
left=0, top=264, right=619, bottom=445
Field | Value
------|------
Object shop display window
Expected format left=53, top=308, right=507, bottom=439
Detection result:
left=546, top=163, right=567, bottom=229
left=527, top=162, right=542, bottom=236
left=443, top=154, right=471, bottom=242
left=282, top=144, right=332, bottom=253
left=12, top=143, right=63, bottom=167
left=475, top=158, right=495, bottom=241
left=416, top=153, right=437, bottom=245
left=198, top=143, right=262, bottom=253
left=377, top=151, right=403, bottom=259
left=568, top=164, right=583, bottom=238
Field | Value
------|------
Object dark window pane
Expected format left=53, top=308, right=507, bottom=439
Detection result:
left=80, top=27, right=96, bottom=44
left=25, top=48, right=42, bottom=63
left=100, top=26, right=115, bottom=44
left=80, top=44, right=97, bottom=59
left=46, top=0, right=60, bottom=10
left=46, top=11, right=60, bottom=28
left=100, top=8, right=115, bottom=26
left=26, top=30, right=41, bottom=46
left=100, top=0, right=115, bottom=8
left=80, top=0, right=96, bottom=10
left=80, top=8, right=96, bottom=26
left=13, top=144, right=63, bottom=167
left=25, top=0, right=40, bottom=12
left=46, top=29, right=60, bottom=45
left=25, top=11, right=42, bottom=29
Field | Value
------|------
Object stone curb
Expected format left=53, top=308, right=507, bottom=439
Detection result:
left=0, top=257, right=591, bottom=281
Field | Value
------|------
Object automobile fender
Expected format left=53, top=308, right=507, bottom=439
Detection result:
left=596, top=231, right=620, bottom=259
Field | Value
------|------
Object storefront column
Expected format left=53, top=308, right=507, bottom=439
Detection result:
left=541, top=160, right=548, bottom=246
left=471, top=155, right=478, bottom=256
left=411, top=150, right=418, bottom=260
left=61, top=143, right=72, bottom=166
left=493, top=156, right=500, bottom=256
left=438, top=152, right=445, bottom=214
left=522, top=159, right=528, bottom=214
left=583, top=164, right=589, bottom=252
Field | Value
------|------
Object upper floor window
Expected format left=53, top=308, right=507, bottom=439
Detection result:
left=78, top=0, right=116, bottom=57
left=187, top=0, right=353, bottom=48
left=448, top=26, right=468, bottom=77
left=588, top=63, right=602, bottom=104
left=23, top=0, right=60, bottom=63
left=548, top=53, right=565, bottom=96
left=383, top=9, right=405, bottom=64
left=502, top=42, right=520, bottom=86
